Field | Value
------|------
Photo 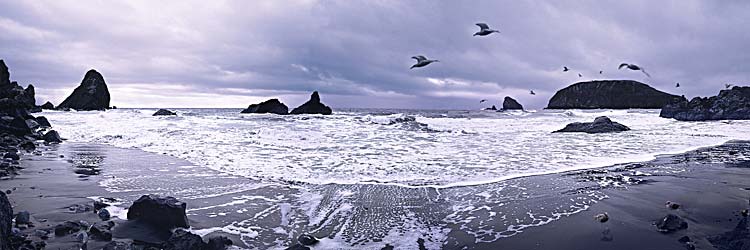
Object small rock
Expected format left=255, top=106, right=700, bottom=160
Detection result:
left=741, top=209, right=748, bottom=217
left=164, top=228, right=206, bottom=250
left=285, top=244, right=311, bottom=250
left=594, top=213, right=609, bottom=223
left=54, top=221, right=82, bottom=236
left=103, top=241, right=131, bottom=250
left=76, top=231, right=89, bottom=244
left=206, top=236, right=233, bottom=250
left=666, top=201, right=681, bottom=209
left=89, top=221, right=114, bottom=241
left=656, top=214, right=688, bottom=233
left=15, top=210, right=30, bottom=225
left=298, top=234, right=319, bottom=246
left=678, top=236, right=691, bottom=243
left=98, top=208, right=111, bottom=221
left=4, top=190, right=9, bottom=194
left=94, top=200, right=109, bottom=211
left=42, top=130, right=62, bottom=143
left=685, top=242, right=696, bottom=250
left=3, top=152, right=19, bottom=160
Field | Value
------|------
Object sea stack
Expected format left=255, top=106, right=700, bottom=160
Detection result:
left=502, top=96, right=523, bottom=110
left=547, top=80, right=681, bottom=109
left=57, top=69, right=110, bottom=111
left=290, top=91, right=332, bottom=115
left=554, top=116, right=630, bottom=133
left=660, top=86, right=750, bottom=121
left=40, top=101, right=55, bottom=110
left=0, top=60, right=36, bottom=111
left=241, top=99, right=289, bottom=115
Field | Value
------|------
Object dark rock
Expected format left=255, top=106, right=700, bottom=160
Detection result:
left=33, top=116, right=50, bottom=128
left=164, top=229, right=206, bottom=250
left=88, top=221, right=114, bottom=241
left=14, top=211, right=30, bottom=225
left=19, top=141, right=35, bottom=151
left=678, top=236, right=691, bottom=243
left=127, top=194, right=189, bottom=230
left=708, top=218, right=750, bottom=250
left=94, top=201, right=109, bottom=211
left=656, top=214, right=688, bottom=233
left=285, top=244, right=310, bottom=250
left=42, top=130, right=62, bottom=143
left=660, top=86, right=750, bottom=121
left=206, top=236, right=233, bottom=250
left=153, top=109, right=177, bottom=116
left=298, top=234, right=318, bottom=246
left=484, top=105, right=497, bottom=111
left=547, top=80, right=681, bottom=109
left=103, top=241, right=131, bottom=250
left=666, top=201, right=680, bottom=209
left=0, top=192, right=12, bottom=250
left=241, top=99, right=288, bottom=115
left=502, top=96, right=523, bottom=110
left=98, top=208, right=111, bottom=221
left=40, top=101, right=54, bottom=110
left=290, top=91, right=332, bottom=115
left=553, top=116, right=631, bottom=133
left=3, top=152, right=19, bottom=161
left=57, top=69, right=110, bottom=111
left=54, top=221, right=82, bottom=236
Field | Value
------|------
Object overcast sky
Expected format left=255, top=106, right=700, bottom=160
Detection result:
left=1, top=0, right=748, bottom=109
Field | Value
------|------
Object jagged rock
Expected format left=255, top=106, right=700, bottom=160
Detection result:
left=34, top=116, right=50, bottom=128
left=127, top=195, right=189, bottom=230
left=241, top=99, right=288, bottom=115
left=42, top=130, right=62, bottom=143
left=290, top=91, right=332, bottom=115
left=656, top=214, right=688, bottom=233
left=502, top=96, right=523, bottom=110
left=547, top=80, right=681, bottom=109
left=153, top=109, right=177, bottom=116
left=554, top=116, right=630, bottom=133
left=57, top=69, right=110, bottom=111
left=88, top=221, right=114, bottom=241
left=0, top=193, right=12, bottom=250
left=660, top=86, right=750, bottom=121
left=40, top=101, right=54, bottom=110
left=484, top=105, right=497, bottom=111
left=164, top=229, right=205, bottom=250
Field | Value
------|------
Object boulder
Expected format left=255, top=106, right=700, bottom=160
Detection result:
left=98, top=208, right=111, bottom=221
left=43, top=130, right=62, bottom=143
left=0, top=193, right=12, bottom=250
left=502, top=96, right=523, bottom=110
left=88, top=221, right=114, bottom=241
left=547, top=80, right=681, bottom=109
left=241, top=99, right=288, bottom=115
left=126, top=194, right=189, bottom=230
left=57, top=69, right=110, bottom=111
left=153, top=109, right=177, bottom=116
left=40, top=101, right=54, bottom=110
left=484, top=105, right=497, bottom=111
left=655, top=214, right=688, bottom=233
left=298, top=234, right=319, bottom=246
left=54, top=221, right=82, bottom=236
left=554, top=116, right=630, bottom=133
left=660, top=86, right=750, bottom=121
left=164, top=229, right=206, bottom=250
left=14, top=211, right=30, bottom=225
left=290, top=91, right=332, bottom=115
left=206, top=236, right=233, bottom=250
left=34, top=116, right=51, bottom=128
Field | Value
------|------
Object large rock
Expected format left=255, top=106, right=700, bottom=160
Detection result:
left=241, top=99, right=288, bottom=115
left=0, top=192, right=12, bottom=250
left=40, top=101, right=54, bottom=110
left=554, top=116, right=630, bottom=133
left=153, top=109, right=177, bottom=116
left=57, top=69, right=110, bottom=111
left=127, top=195, right=189, bottom=230
left=547, top=80, right=681, bottom=109
left=43, top=130, right=62, bottom=143
left=164, top=229, right=205, bottom=250
left=502, top=96, right=523, bottom=110
left=656, top=214, right=688, bottom=233
left=660, top=86, right=750, bottom=121
left=290, top=91, right=332, bottom=115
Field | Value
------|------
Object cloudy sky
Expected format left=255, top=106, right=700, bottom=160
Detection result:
left=0, top=1, right=748, bottom=109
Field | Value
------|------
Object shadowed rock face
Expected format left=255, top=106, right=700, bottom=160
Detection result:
left=241, top=99, right=288, bottom=115
left=57, top=69, right=110, bottom=111
left=547, top=80, right=681, bottom=109
left=660, top=86, right=750, bottom=121
left=553, top=116, right=630, bottom=133
left=0, top=60, right=36, bottom=110
left=0, top=192, right=12, bottom=250
left=290, top=91, right=332, bottom=115
left=502, top=96, right=523, bottom=110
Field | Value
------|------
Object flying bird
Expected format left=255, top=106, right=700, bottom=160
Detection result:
left=563, top=66, right=569, bottom=72
left=726, top=84, right=733, bottom=89
left=410, top=55, right=439, bottom=69
left=578, top=73, right=583, bottom=78
left=599, top=70, right=603, bottom=74
left=618, top=63, right=651, bottom=77
left=480, top=99, right=487, bottom=103
left=675, top=83, right=680, bottom=88
left=529, top=90, right=536, bottom=95
left=473, top=23, right=500, bottom=36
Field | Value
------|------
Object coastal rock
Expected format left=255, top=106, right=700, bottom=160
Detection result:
left=57, top=69, right=111, bottom=111
left=502, top=96, right=523, bottom=110
left=553, top=116, right=630, bottom=133
left=98, top=208, right=111, bottom=221
left=54, top=221, right=82, bottom=236
left=206, top=236, right=233, bottom=250
left=43, top=130, right=62, bottom=143
left=94, top=200, right=109, bottom=211
left=164, top=229, right=206, bottom=250
left=286, top=244, right=310, bottom=250
left=241, top=99, right=289, bottom=115
left=547, top=80, right=681, bottom=109
left=660, top=86, right=750, bottom=121
left=298, top=234, right=319, bottom=246
left=34, top=116, right=51, bottom=128
left=484, top=105, right=497, bottom=111
left=290, top=91, right=332, bottom=115
left=656, top=214, right=688, bottom=233
left=153, top=109, right=177, bottom=116
left=103, top=241, right=131, bottom=250
left=40, top=101, right=54, bottom=110
left=0, top=193, right=12, bottom=250
left=708, top=218, right=750, bottom=250
left=126, top=194, right=189, bottom=230
left=88, top=221, right=114, bottom=241
left=14, top=211, right=30, bottom=225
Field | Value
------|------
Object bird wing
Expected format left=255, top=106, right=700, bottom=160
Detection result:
left=411, top=56, right=426, bottom=62
left=618, top=63, right=629, bottom=69
left=640, top=69, right=651, bottom=77
left=480, top=99, right=487, bottom=103
left=476, top=23, right=490, bottom=30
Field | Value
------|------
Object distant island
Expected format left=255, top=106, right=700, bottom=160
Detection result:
left=547, top=80, right=681, bottom=109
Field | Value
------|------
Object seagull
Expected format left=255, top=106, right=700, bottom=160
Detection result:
left=410, top=55, right=439, bottom=69
left=473, top=23, right=499, bottom=36
left=618, top=63, right=651, bottom=77
left=578, top=73, right=583, bottom=78
left=563, top=66, right=569, bottom=72
left=529, top=90, right=536, bottom=95
left=726, top=84, right=733, bottom=89
left=480, top=99, right=487, bottom=103
left=599, top=70, right=603, bottom=74
left=675, top=83, right=680, bottom=88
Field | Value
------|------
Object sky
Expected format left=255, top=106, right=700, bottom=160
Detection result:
left=0, top=0, right=748, bottom=109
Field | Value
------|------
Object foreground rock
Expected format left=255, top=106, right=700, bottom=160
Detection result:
left=290, top=91, right=332, bottom=115
left=43, top=130, right=62, bottom=143
left=655, top=214, right=688, bottom=233
left=502, top=96, right=523, bottom=110
left=153, top=109, right=177, bottom=116
left=660, top=86, right=750, bottom=121
left=57, top=69, right=110, bottom=111
left=127, top=195, right=189, bottom=230
left=554, top=116, right=630, bottom=133
left=0, top=193, right=12, bottom=250
left=241, top=99, right=289, bottom=115
left=547, top=80, right=681, bottom=109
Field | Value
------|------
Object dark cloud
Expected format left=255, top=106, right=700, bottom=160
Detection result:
left=1, top=0, right=748, bottom=109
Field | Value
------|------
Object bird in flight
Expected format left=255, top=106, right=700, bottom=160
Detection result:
left=675, top=83, right=680, bottom=88
left=618, top=63, right=651, bottom=77
left=599, top=70, right=603, bottom=74
left=563, top=66, right=569, bottom=72
left=410, top=55, right=439, bottom=69
left=726, top=84, right=733, bottom=89
left=479, top=99, right=487, bottom=103
left=473, top=23, right=500, bottom=36
left=529, top=90, right=536, bottom=95
left=578, top=73, right=583, bottom=78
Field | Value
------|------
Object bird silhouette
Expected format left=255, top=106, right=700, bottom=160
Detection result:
left=618, top=63, right=651, bottom=77
left=473, top=23, right=499, bottom=36
left=599, top=70, right=603, bottom=74
left=675, top=83, right=680, bottom=88
left=726, top=84, right=733, bottom=89
left=479, top=99, right=487, bottom=103
left=578, top=73, right=583, bottom=77
left=563, top=66, right=569, bottom=72
left=529, top=90, right=536, bottom=95
left=410, top=55, right=439, bottom=69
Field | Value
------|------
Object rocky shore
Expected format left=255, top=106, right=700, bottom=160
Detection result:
left=660, top=86, right=750, bottom=121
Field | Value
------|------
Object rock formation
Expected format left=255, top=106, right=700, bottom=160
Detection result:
left=547, top=80, right=681, bottom=109
left=241, top=99, right=288, bottom=115
left=290, top=91, right=332, bottom=115
left=660, top=86, right=750, bottom=121
left=40, top=101, right=54, bottom=110
left=153, top=109, right=177, bottom=116
left=127, top=195, right=189, bottom=230
left=57, top=69, right=110, bottom=111
left=484, top=105, right=497, bottom=111
left=502, top=96, right=523, bottom=110
left=553, top=116, right=630, bottom=133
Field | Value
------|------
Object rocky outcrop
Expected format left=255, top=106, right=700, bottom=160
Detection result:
left=483, top=105, right=497, bottom=111
left=656, top=214, right=688, bottom=233
left=127, top=195, right=189, bottom=230
left=153, top=109, right=177, bottom=116
left=57, top=69, right=110, bottom=111
left=0, top=192, right=12, bottom=250
left=502, top=96, right=523, bottom=110
left=290, top=91, right=332, bottom=115
left=547, top=80, right=681, bottom=109
left=241, top=99, right=288, bottom=115
left=40, top=101, right=54, bottom=110
left=660, top=86, right=750, bottom=121
left=553, top=116, right=630, bottom=133
left=43, top=130, right=62, bottom=143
